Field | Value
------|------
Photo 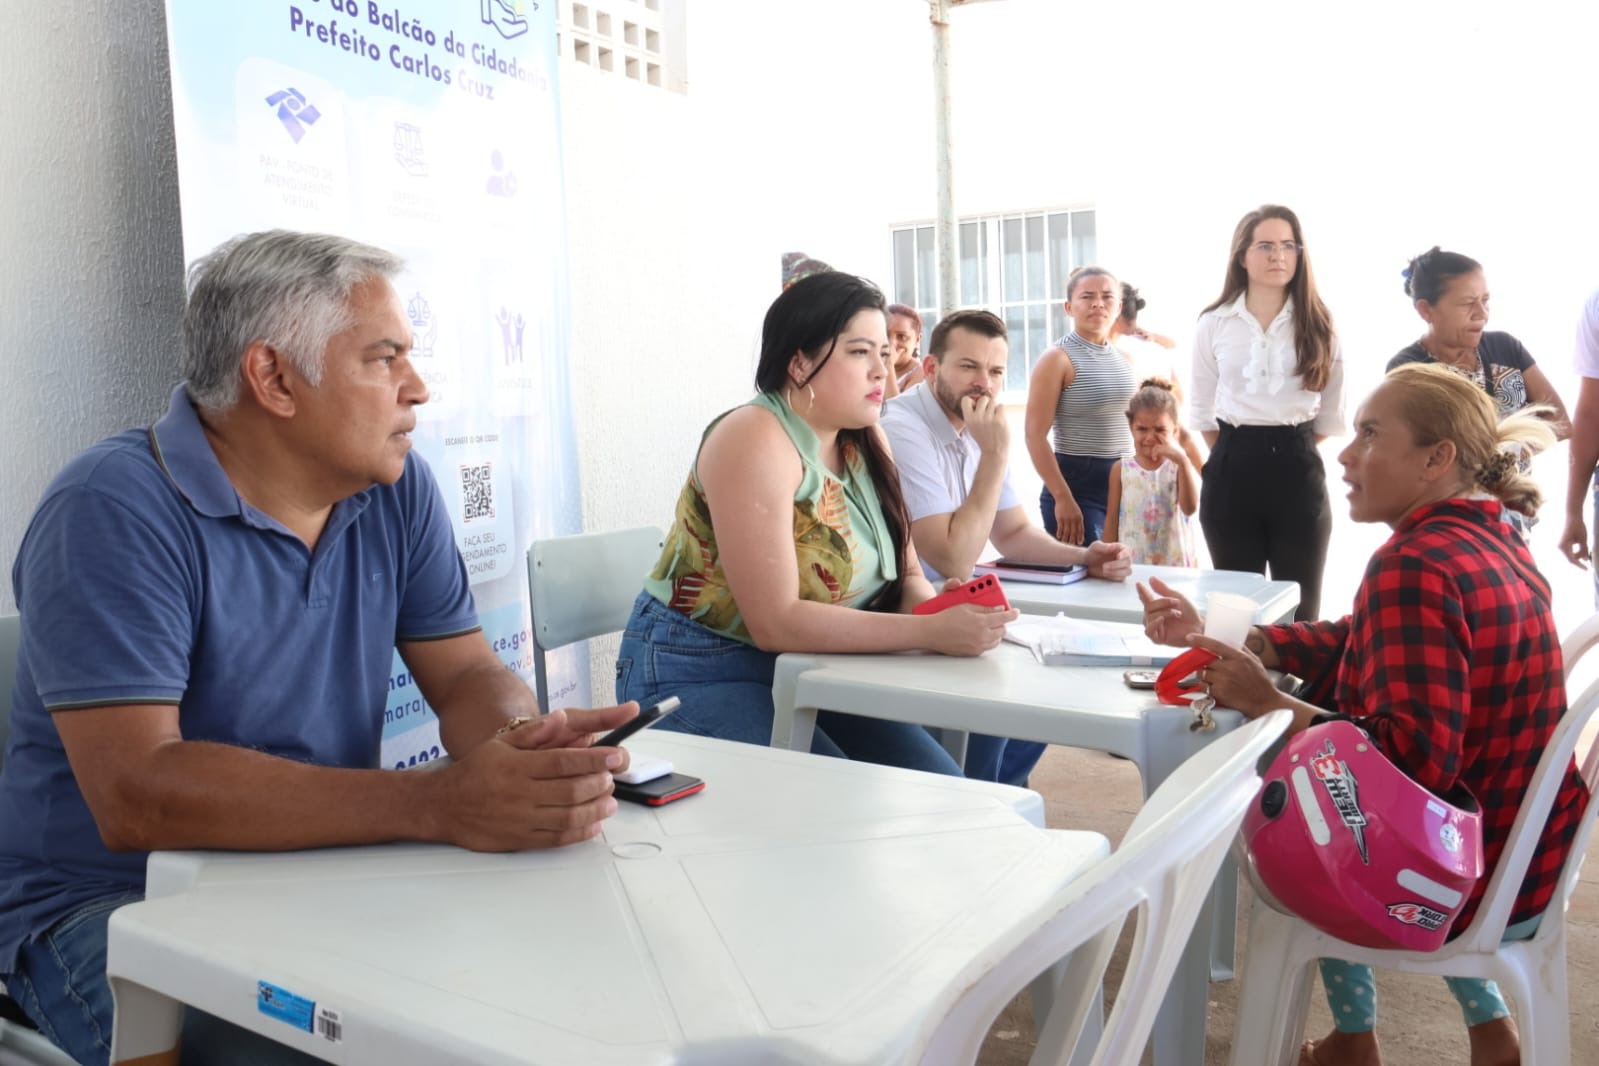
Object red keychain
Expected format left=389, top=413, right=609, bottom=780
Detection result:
left=1154, top=646, right=1221, bottom=732
left=1154, top=646, right=1218, bottom=705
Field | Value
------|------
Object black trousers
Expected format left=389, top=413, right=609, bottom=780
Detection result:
left=1198, top=421, right=1330, bottom=622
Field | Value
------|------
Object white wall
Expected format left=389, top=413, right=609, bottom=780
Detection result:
left=0, top=1, right=186, bottom=612
left=6, top=0, right=1598, bottom=634
left=556, top=0, right=959, bottom=693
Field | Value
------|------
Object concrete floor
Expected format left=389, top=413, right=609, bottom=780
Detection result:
left=977, top=743, right=1599, bottom=1065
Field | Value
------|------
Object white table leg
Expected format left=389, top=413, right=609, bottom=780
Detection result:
left=108, top=977, right=182, bottom=1065
left=1138, top=716, right=1240, bottom=1066
left=769, top=657, right=818, bottom=752
left=1210, top=855, right=1239, bottom=981
left=927, top=726, right=971, bottom=768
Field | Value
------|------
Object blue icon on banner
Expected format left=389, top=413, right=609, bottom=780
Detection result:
left=393, top=122, right=427, bottom=177
left=481, top=0, right=529, bottom=39
left=496, top=307, right=525, bottom=365
left=485, top=150, right=518, bottom=197
left=408, top=293, right=436, bottom=357
left=265, top=88, right=321, bottom=144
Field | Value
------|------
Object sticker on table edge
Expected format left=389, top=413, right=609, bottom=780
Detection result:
left=256, top=980, right=342, bottom=1042
left=257, top=980, right=314, bottom=1032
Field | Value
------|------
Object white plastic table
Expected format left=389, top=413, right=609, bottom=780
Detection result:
left=105, top=732, right=1108, bottom=1066
left=1002, top=563, right=1300, bottom=623
left=770, top=643, right=1245, bottom=1066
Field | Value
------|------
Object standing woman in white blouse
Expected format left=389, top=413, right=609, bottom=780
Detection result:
left=1190, top=205, right=1344, bottom=621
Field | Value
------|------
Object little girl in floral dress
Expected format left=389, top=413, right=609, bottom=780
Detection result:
left=1104, top=379, right=1199, bottom=565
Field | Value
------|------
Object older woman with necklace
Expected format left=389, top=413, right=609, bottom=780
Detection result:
left=1387, top=247, right=1569, bottom=432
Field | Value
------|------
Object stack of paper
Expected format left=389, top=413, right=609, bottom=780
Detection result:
left=1005, top=614, right=1177, bottom=667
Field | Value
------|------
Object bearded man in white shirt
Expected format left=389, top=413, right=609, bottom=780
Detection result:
left=880, top=309, right=1130, bottom=786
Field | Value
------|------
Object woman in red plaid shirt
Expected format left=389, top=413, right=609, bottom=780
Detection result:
left=1140, top=363, right=1587, bottom=1066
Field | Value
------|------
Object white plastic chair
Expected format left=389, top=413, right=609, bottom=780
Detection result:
left=1227, top=627, right=1599, bottom=1066
left=0, top=1024, right=77, bottom=1066
left=0, top=613, right=75, bottom=1066
left=912, top=709, right=1291, bottom=1066
left=526, top=526, right=663, bottom=711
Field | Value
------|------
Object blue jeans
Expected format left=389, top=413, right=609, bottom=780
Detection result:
left=5, top=890, right=323, bottom=1066
left=615, top=593, right=963, bottom=776
left=963, top=734, right=1047, bottom=788
left=1039, top=453, right=1117, bottom=545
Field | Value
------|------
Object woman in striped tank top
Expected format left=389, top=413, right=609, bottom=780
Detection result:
left=1024, top=267, right=1138, bottom=545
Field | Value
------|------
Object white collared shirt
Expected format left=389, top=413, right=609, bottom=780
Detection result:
left=1189, top=294, right=1345, bottom=434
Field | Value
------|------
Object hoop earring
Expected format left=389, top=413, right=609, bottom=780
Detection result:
left=787, top=383, right=816, bottom=415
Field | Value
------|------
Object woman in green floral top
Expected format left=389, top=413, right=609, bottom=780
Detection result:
left=616, top=272, right=1017, bottom=772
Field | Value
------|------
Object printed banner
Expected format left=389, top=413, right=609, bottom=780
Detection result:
left=163, top=0, right=588, bottom=767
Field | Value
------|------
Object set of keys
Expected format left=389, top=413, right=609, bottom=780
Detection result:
left=1184, top=690, right=1218, bottom=733
left=1180, top=672, right=1303, bottom=733
left=1152, top=648, right=1303, bottom=735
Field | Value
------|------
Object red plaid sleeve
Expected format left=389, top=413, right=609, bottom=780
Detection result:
left=1260, top=617, right=1349, bottom=707
left=1338, top=550, right=1470, bottom=794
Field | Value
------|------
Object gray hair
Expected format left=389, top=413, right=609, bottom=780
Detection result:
left=182, top=230, right=405, bottom=410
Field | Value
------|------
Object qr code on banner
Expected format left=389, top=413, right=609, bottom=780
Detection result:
left=460, top=462, right=494, bottom=522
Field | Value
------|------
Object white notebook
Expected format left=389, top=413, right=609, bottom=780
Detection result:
left=1004, top=615, right=1176, bottom=667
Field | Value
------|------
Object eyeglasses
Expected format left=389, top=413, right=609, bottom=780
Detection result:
left=1251, top=241, right=1301, bottom=256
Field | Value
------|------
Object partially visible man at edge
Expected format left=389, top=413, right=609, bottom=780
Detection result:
left=0, top=230, right=637, bottom=1065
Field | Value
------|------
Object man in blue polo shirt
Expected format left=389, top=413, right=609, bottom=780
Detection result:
left=880, top=309, right=1131, bottom=788
left=0, top=230, right=637, bottom=1065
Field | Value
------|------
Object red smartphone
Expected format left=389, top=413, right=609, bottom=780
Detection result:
left=912, top=573, right=1011, bottom=616
left=614, top=772, right=705, bottom=807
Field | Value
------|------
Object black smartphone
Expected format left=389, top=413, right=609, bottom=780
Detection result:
left=614, top=772, right=705, bottom=807
left=994, top=558, right=1079, bottom=573
left=594, top=696, right=680, bottom=748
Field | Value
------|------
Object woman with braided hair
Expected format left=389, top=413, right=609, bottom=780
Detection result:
left=1139, top=363, right=1588, bottom=1066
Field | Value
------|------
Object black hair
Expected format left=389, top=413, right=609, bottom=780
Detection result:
left=1119, top=282, right=1147, bottom=326
left=755, top=272, right=884, bottom=392
left=927, top=308, right=1006, bottom=359
left=1403, top=246, right=1482, bottom=305
left=753, top=272, right=911, bottom=612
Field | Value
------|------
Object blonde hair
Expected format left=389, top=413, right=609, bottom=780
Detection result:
left=1383, top=363, right=1556, bottom=517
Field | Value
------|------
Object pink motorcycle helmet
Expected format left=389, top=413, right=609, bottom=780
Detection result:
left=1241, top=718, right=1484, bottom=951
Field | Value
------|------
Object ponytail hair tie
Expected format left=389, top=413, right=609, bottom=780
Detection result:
left=1475, top=450, right=1517, bottom=490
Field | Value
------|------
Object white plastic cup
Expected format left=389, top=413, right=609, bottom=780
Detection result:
left=1204, top=592, right=1256, bottom=648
